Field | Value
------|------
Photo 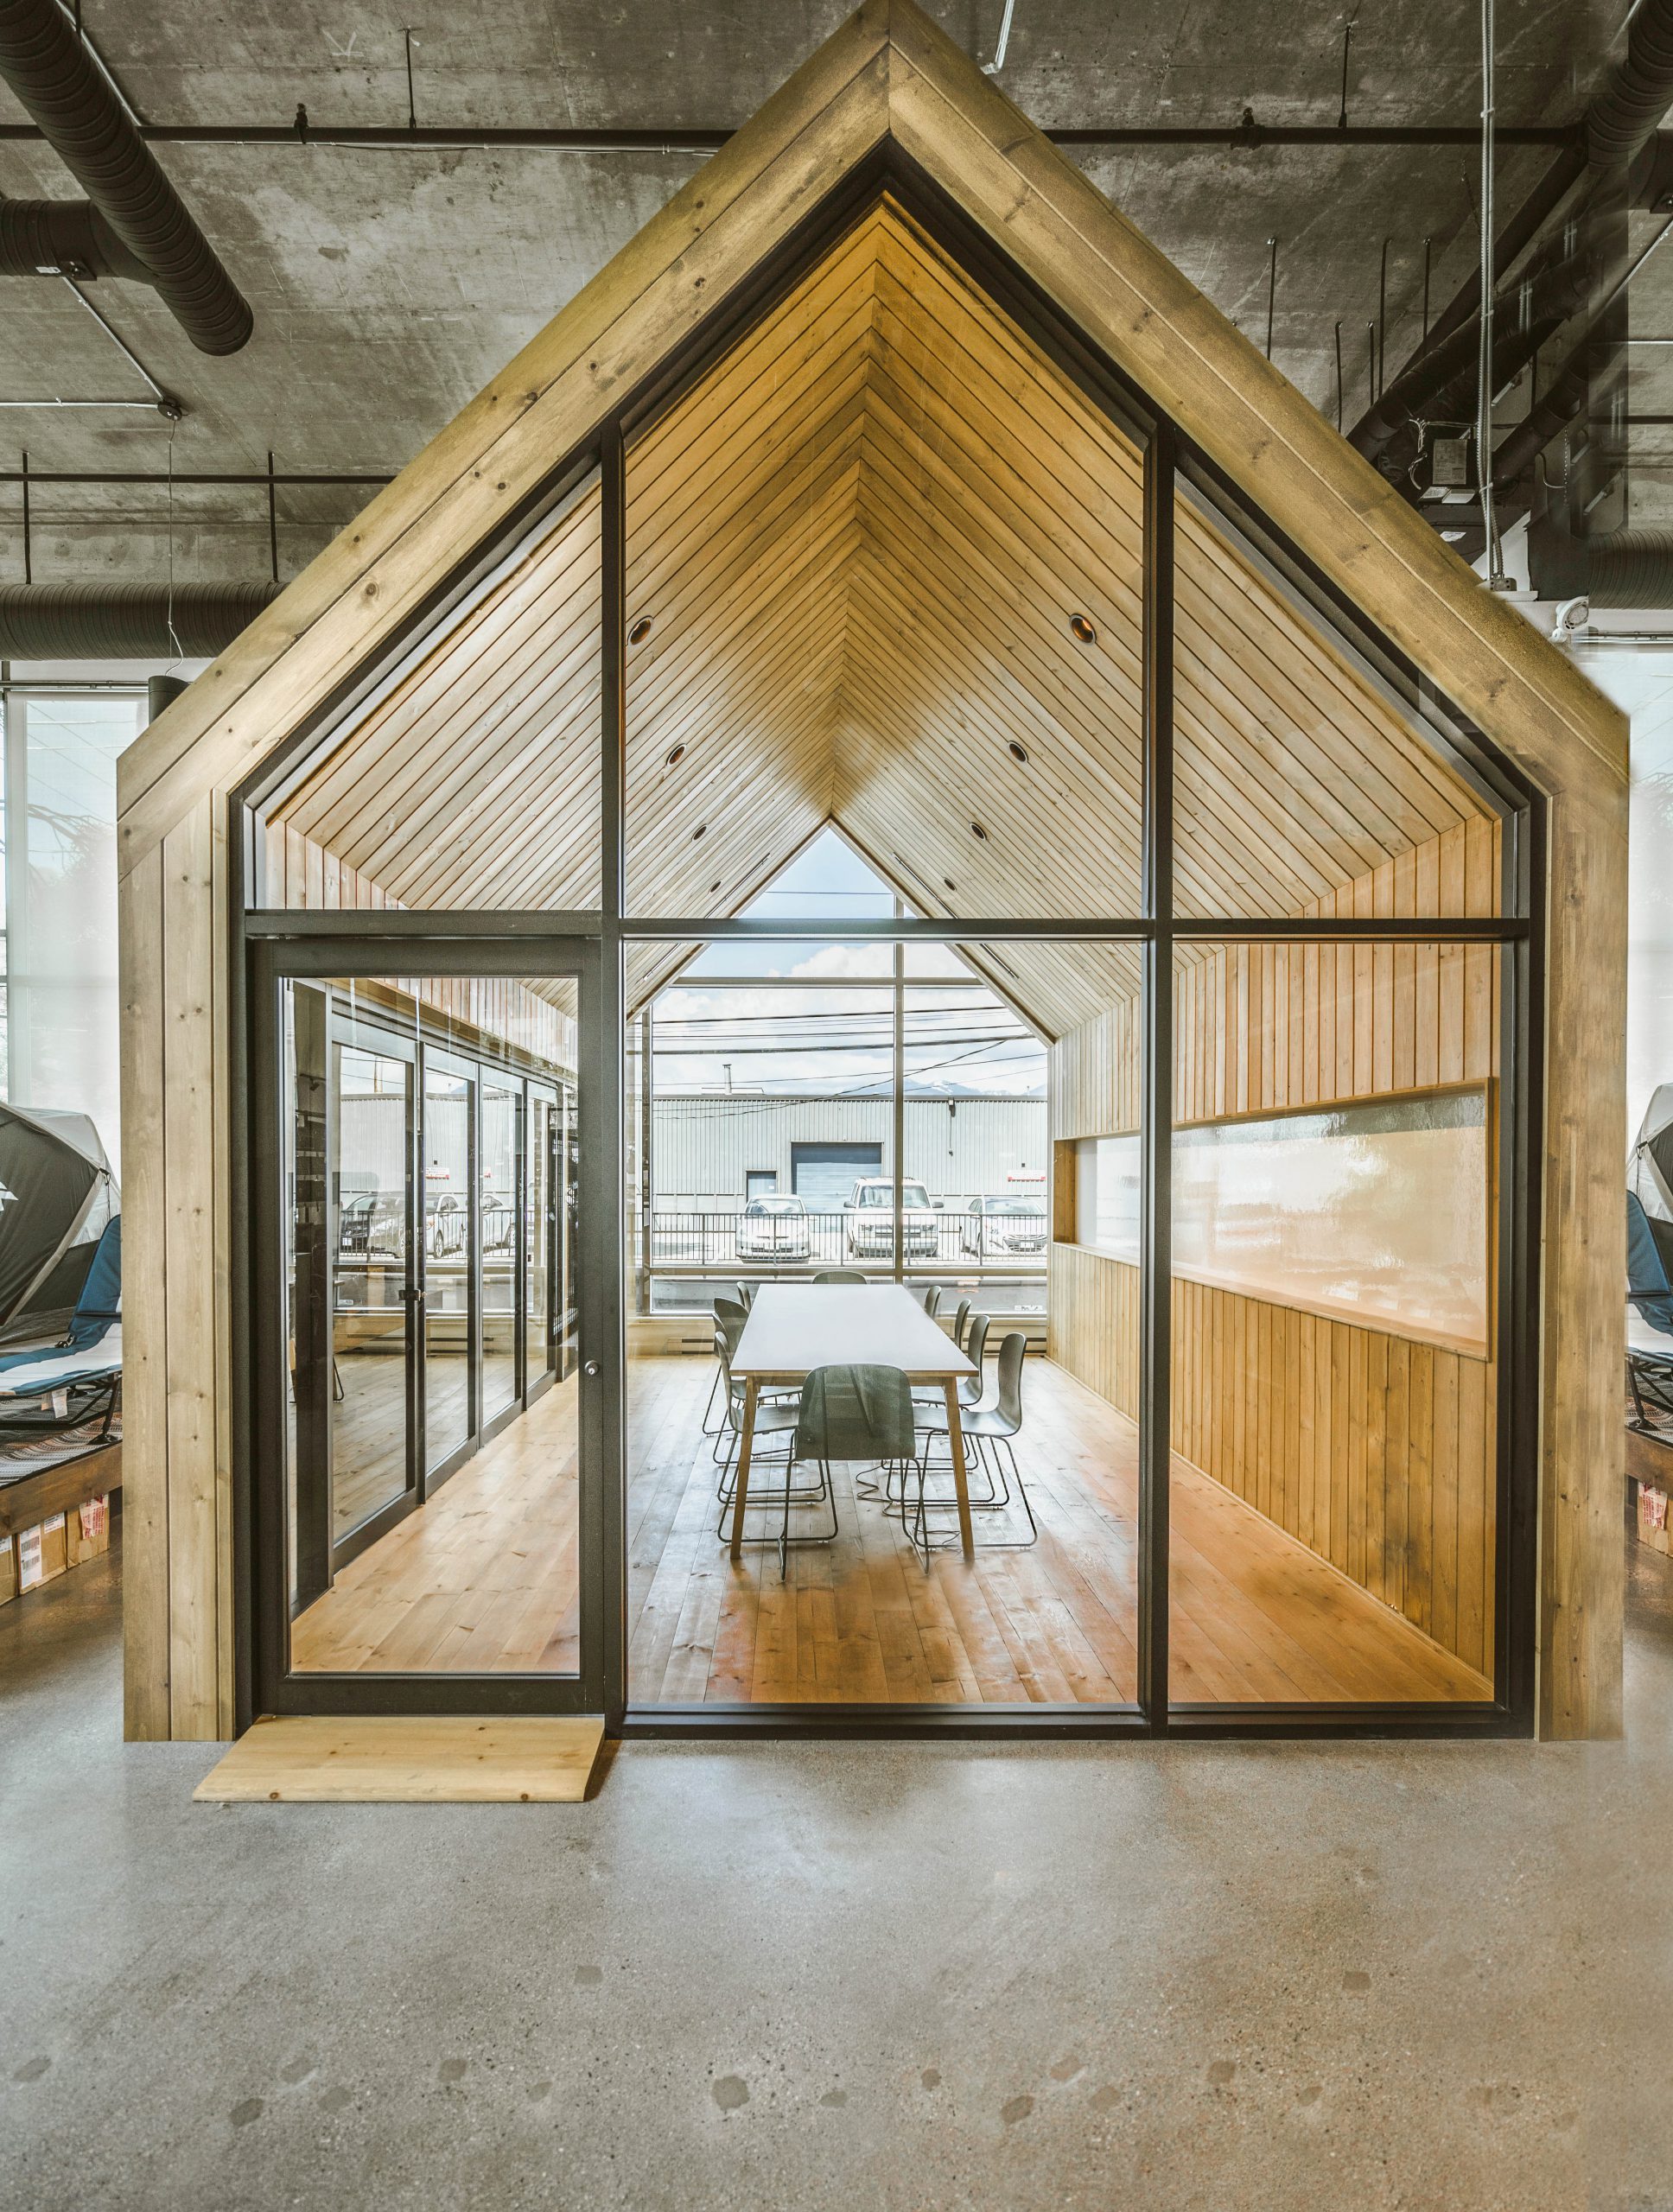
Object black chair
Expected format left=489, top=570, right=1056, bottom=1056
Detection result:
left=908, top=1332, right=1037, bottom=1557
left=1628, top=1192, right=1673, bottom=1427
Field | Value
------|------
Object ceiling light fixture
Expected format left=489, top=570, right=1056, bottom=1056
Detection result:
left=1068, top=613, right=1097, bottom=645
left=629, top=617, right=653, bottom=645
left=665, top=742, right=684, bottom=767
left=691, top=823, right=706, bottom=841
left=970, top=821, right=988, bottom=841
left=1008, top=740, right=1029, bottom=763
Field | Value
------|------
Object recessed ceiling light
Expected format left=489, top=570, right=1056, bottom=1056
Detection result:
left=692, top=823, right=706, bottom=841
left=629, top=617, right=653, bottom=645
left=1068, top=613, right=1097, bottom=645
left=709, top=880, right=722, bottom=894
left=1008, top=740, right=1029, bottom=764
left=970, top=821, right=988, bottom=842
left=665, top=742, right=685, bottom=767
left=944, top=878, right=957, bottom=892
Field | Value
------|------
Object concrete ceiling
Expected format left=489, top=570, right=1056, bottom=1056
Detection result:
left=0, top=1, right=1620, bottom=591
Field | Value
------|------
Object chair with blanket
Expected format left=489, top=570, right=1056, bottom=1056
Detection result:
left=0, top=1217, right=122, bottom=1438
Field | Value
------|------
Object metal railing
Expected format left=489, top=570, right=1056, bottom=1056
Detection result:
left=639, top=1207, right=1050, bottom=1275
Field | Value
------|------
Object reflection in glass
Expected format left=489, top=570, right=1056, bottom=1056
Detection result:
left=330, top=1043, right=413, bottom=1539
left=423, top=1059, right=474, bottom=1475
left=524, top=1087, right=557, bottom=1389
left=481, top=1080, right=520, bottom=1423
left=1166, top=942, right=1498, bottom=1706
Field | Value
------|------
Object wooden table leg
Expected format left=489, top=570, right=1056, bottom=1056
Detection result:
left=942, top=1377, right=975, bottom=1560
left=728, top=1376, right=760, bottom=1560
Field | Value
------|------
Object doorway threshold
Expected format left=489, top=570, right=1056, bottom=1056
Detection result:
left=193, top=1714, right=606, bottom=1802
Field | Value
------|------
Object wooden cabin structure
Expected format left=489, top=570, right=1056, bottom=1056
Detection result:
left=118, top=0, right=1625, bottom=1745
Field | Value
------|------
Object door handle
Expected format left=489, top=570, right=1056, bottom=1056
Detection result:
left=582, top=1359, right=600, bottom=1377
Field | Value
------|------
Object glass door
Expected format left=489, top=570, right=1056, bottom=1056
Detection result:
left=524, top=1083, right=559, bottom=1400
left=251, top=935, right=615, bottom=1719
left=480, top=1075, right=522, bottom=1433
left=421, top=1049, right=477, bottom=1484
left=328, top=1027, right=418, bottom=1568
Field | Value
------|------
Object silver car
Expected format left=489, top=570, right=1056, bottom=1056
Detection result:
left=735, top=1193, right=812, bottom=1262
left=961, top=1194, right=1048, bottom=1258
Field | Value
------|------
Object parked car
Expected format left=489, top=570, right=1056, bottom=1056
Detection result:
left=735, top=1193, right=812, bottom=1262
left=961, top=1193, right=1048, bottom=1258
left=843, top=1177, right=938, bottom=1260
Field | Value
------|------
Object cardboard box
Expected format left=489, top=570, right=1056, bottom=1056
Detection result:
left=16, top=1513, right=67, bottom=1593
left=66, top=1495, right=110, bottom=1566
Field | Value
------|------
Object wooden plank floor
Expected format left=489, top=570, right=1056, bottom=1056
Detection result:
left=291, top=1376, right=581, bottom=1674
left=626, top=1355, right=1492, bottom=1706
left=290, top=1352, right=1490, bottom=1703
left=194, top=1715, right=604, bottom=1802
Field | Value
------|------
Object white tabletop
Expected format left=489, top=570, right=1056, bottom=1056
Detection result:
left=731, top=1283, right=975, bottom=1382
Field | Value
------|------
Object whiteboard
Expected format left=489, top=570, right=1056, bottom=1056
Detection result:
left=1076, top=1086, right=1491, bottom=1354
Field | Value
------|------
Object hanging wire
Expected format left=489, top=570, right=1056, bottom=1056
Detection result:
left=1334, top=321, right=1345, bottom=430
left=1264, top=237, right=1278, bottom=359
left=1477, top=0, right=1510, bottom=586
left=165, top=423, right=184, bottom=667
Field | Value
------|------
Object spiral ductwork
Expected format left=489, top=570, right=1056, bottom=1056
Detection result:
left=0, top=581, right=280, bottom=658
left=0, top=0, right=252, bottom=353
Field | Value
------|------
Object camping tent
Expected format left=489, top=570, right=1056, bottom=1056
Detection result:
left=0, top=1103, right=118, bottom=1333
left=1631, top=1086, right=1673, bottom=1280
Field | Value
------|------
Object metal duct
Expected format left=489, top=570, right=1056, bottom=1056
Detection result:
left=1352, top=0, right=1673, bottom=473
left=1530, top=525, right=1673, bottom=609
left=1586, top=0, right=1673, bottom=169
left=0, top=581, right=280, bottom=658
left=0, top=193, right=150, bottom=279
left=0, top=0, right=251, bottom=353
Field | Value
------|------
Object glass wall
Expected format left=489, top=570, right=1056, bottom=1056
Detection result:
left=1165, top=939, right=1501, bottom=1706
left=1, top=690, right=144, bottom=1154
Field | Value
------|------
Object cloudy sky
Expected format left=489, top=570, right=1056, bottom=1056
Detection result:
left=652, top=830, right=1047, bottom=1098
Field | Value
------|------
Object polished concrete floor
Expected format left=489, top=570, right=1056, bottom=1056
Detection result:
left=3, top=1529, right=1671, bottom=2210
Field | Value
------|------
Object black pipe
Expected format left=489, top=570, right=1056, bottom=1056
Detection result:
left=0, top=0, right=251, bottom=354
left=0, top=581, right=280, bottom=658
left=0, top=194, right=150, bottom=280
left=0, top=118, right=1581, bottom=152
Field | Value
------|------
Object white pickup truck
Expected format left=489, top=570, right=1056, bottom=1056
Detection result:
left=843, top=1176, right=939, bottom=1260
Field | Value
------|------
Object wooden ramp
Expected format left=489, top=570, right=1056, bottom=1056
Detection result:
left=193, top=1715, right=606, bottom=1803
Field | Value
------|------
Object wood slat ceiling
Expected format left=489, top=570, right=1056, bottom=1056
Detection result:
left=274, top=194, right=1492, bottom=1040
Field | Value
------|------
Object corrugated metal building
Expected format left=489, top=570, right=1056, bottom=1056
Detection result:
left=651, top=1091, right=1047, bottom=1209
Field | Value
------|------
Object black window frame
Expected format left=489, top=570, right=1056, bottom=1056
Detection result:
left=228, top=140, right=1542, bottom=1742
